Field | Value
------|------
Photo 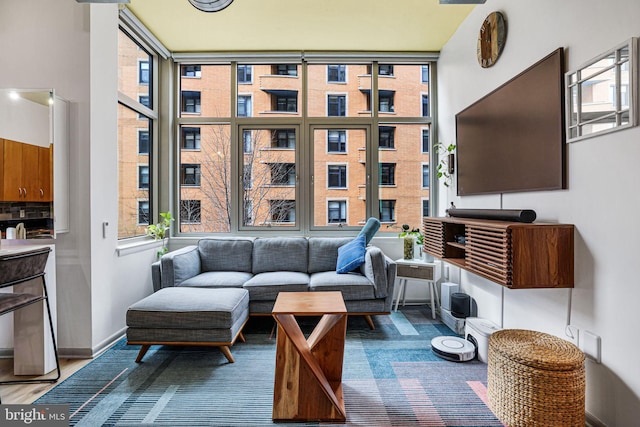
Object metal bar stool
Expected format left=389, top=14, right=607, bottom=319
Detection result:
left=0, top=247, right=60, bottom=403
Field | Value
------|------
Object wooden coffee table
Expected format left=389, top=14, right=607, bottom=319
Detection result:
left=271, top=291, right=347, bottom=422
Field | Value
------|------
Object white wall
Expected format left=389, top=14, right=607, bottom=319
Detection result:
left=437, top=1, right=640, bottom=425
left=0, top=1, right=158, bottom=357
left=0, top=94, right=50, bottom=147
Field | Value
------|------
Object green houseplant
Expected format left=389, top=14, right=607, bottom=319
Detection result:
left=434, top=141, right=456, bottom=187
left=398, top=224, right=423, bottom=260
left=146, top=211, right=174, bottom=258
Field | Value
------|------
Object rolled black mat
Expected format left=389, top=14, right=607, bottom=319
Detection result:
left=445, top=208, right=537, bottom=223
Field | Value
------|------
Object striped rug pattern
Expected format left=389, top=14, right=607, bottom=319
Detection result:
left=36, top=307, right=503, bottom=426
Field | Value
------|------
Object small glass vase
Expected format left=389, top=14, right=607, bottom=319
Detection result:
left=403, top=236, right=415, bottom=260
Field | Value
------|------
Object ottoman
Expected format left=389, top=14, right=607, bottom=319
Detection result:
left=487, top=329, right=586, bottom=427
left=126, top=287, right=249, bottom=363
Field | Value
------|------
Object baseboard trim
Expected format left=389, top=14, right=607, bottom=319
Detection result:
left=58, top=328, right=127, bottom=359
left=586, top=412, right=607, bottom=427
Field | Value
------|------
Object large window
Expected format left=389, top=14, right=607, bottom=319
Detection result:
left=239, top=128, right=298, bottom=228
left=118, top=27, right=156, bottom=239
left=176, top=57, right=434, bottom=235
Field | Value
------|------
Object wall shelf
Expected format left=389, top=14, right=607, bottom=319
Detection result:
left=423, top=217, right=574, bottom=289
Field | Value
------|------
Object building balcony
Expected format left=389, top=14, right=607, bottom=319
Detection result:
left=259, top=74, right=300, bottom=92
left=358, top=147, right=367, bottom=164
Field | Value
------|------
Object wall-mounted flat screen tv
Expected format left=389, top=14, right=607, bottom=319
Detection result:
left=456, top=48, right=566, bottom=196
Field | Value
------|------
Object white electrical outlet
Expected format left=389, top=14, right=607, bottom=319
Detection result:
left=580, top=330, right=601, bottom=363
left=19, top=209, right=25, bottom=218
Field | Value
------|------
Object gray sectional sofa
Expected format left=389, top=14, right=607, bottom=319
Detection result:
left=151, top=236, right=397, bottom=327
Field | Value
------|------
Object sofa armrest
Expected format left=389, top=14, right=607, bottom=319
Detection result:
left=361, top=246, right=396, bottom=299
left=151, top=260, right=162, bottom=292
left=159, top=245, right=201, bottom=288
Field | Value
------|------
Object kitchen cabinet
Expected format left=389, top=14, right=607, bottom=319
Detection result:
left=1, top=139, right=52, bottom=202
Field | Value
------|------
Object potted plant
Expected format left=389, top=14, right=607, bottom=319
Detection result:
left=398, top=224, right=423, bottom=260
left=146, top=211, right=174, bottom=258
left=434, top=141, right=456, bottom=187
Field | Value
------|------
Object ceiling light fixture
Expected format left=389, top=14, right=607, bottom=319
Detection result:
left=188, top=0, right=234, bottom=12
left=439, top=0, right=486, bottom=4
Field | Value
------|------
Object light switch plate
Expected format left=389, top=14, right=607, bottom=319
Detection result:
left=580, top=330, right=601, bottom=363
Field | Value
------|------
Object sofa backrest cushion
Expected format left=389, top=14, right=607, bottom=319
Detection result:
left=198, top=237, right=254, bottom=273
left=252, top=237, right=308, bottom=273
left=308, top=237, right=352, bottom=273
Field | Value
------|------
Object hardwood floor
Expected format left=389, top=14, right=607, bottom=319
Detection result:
left=0, top=357, right=92, bottom=404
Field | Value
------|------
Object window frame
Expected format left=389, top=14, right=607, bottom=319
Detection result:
left=172, top=54, right=437, bottom=237
left=117, top=21, right=162, bottom=241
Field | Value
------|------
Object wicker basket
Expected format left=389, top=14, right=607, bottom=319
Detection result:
left=487, top=329, right=585, bottom=427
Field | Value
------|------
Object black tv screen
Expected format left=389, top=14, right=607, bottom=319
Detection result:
left=456, top=48, right=566, bottom=196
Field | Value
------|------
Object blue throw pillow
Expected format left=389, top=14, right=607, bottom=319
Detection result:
left=357, top=217, right=380, bottom=245
left=336, top=234, right=366, bottom=274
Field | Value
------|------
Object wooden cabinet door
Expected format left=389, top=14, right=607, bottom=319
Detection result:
left=38, top=146, right=52, bottom=201
left=2, top=139, right=24, bottom=201
left=22, top=143, right=40, bottom=201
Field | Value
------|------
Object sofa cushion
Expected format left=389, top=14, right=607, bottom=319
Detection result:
left=336, top=234, right=366, bottom=274
left=243, top=271, right=310, bottom=300
left=308, top=237, right=352, bottom=273
left=199, top=237, right=254, bottom=273
left=309, top=271, right=376, bottom=300
left=179, top=271, right=252, bottom=288
left=252, top=237, right=308, bottom=274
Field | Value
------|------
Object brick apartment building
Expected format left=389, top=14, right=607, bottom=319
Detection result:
left=118, top=39, right=432, bottom=237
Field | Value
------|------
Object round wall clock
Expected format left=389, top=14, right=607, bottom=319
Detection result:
left=477, top=11, right=507, bottom=68
left=188, top=0, right=234, bottom=12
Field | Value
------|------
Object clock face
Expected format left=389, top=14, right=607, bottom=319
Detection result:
left=477, top=11, right=507, bottom=68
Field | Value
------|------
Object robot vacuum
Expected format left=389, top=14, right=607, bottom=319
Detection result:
left=431, top=336, right=476, bottom=362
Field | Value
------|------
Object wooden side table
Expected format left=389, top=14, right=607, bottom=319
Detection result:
left=272, top=291, right=347, bottom=422
left=394, top=258, right=442, bottom=318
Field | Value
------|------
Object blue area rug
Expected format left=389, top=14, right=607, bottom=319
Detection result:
left=35, top=307, right=503, bottom=426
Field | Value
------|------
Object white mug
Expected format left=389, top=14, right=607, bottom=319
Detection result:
left=5, top=227, right=16, bottom=239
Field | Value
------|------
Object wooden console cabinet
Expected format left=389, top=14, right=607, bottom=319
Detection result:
left=423, top=217, right=574, bottom=289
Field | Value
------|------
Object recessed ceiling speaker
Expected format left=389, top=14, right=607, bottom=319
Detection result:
left=431, top=336, right=476, bottom=362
